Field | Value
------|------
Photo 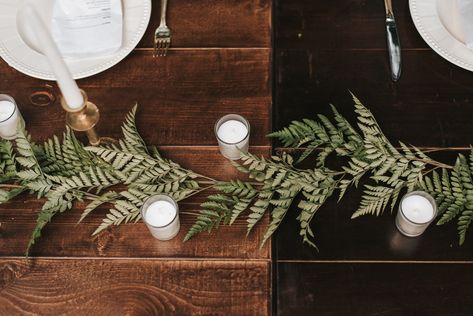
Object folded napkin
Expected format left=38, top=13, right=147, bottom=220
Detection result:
left=51, top=0, right=123, bottom=58
left=458, top=0, right=473, bottom=49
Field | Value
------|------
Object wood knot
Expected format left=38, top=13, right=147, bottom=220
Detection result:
left=0, top=264, right=21, bottom=290
left=93, top=229, right=116, bottom=256
left=29, top=86, right=56, bottom=107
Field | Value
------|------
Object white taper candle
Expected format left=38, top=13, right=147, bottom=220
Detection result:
left=17, top=4, right=84, bottom=110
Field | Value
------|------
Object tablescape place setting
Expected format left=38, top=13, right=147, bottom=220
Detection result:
left=383, top=0, right=473, bottom=80
left=0, top=0, right=152, bottom=80
left=410, top=0, right=473, bottom=72
left=1, top=1, right=473, bottom=257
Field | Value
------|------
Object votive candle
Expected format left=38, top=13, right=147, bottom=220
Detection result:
left=141, top=195, right=180, bottom=240
left=215, top=114, right=250, bottom=160
left=0, top=95, right=24, bottom=140
left=395, top=191, right=438, bottom=237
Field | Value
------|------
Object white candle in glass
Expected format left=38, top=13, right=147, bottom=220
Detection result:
left=0, top=95, right=23, bottom=140
left=17, top=5, right=84, bottom=110
left=395, top=191, right=438, bottom=237
left=215, top=114, right=250, bottom=160
left=141, top=195, right=180, bottom=241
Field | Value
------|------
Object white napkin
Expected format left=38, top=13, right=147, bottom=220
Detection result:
left=458, top=0, right=473, bottom=49
left=51, top=0, right=123, bottom=58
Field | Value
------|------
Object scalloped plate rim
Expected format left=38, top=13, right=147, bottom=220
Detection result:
left=409, top=0, right=473, bottom=72
left=0, top=0, right=152, bottom=80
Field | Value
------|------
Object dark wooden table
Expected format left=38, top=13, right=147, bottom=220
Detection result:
left=275, top=0, right=473, bottom=315
left=0, top=0, right=272, bottom=314
left=2, top=0, right=473, bottom=315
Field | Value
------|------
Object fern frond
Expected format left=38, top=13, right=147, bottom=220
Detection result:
left=247, top=190, right=273, bottom=235
left=93, top=200, right=140, bottom=236
left=0, top=140, right=17, bottom=177
left=260, top=187, right=300, bottom=247
left=79, top=191, right=120, bottom=223
left=0, top=188, right=25, bottom=203
left=184, top=195, right=233, bottom=242
left=26, top=195, right=74, bottom=256
left=120, top=104, right=150, bottom=156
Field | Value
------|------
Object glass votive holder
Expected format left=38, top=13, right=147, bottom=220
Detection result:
left=141, top=194, right=180, bottom=241
left=0, top=95, right=25, bottom=140
left=214, top=114, right=250, bottom=160
left=395, top=191, right=438, bottom=237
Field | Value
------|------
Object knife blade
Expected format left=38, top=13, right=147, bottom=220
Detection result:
left=384, top=0, right=402, bottom=82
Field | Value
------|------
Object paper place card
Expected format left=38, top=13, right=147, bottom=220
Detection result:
left=52, top=0, right=123, bottom=58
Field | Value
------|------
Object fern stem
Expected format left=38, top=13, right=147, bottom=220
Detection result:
left=180, top=211, right=203, bottom=216
left=0, top=184, right=24, bottom=189
left=422, top=166, right=442, bottom=177
left=414, top=158, right=453, bottom=170
left=177, top=184, right=217, bottom=202
left=197, top=180, right=217, bottom=186
left=329, top=170, right=348, bottom=176
left=82, top=192, right=101, bottom=200
left=196, top=174, right=216, bottom=182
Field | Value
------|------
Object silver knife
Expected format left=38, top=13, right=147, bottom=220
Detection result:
left=384, top=0, right=402, bottom=82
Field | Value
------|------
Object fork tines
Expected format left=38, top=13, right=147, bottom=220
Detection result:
left=154, top=31, right=171, bottom=57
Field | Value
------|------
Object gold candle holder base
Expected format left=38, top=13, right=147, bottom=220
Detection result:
left=61, top=90, right=100, bottom=146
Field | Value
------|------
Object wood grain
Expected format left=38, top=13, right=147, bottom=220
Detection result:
left=1, top=49, right=271, bottom=146
left=273, top=151, right=473, bottom=261
left=139, top=0, right=272, bottom=48
left=275, top=49, right=473, bottom=147
left=0, top=259, right=270, bottom=315
left=277, top=262, right=473, bottom=316
left=274, top=0, right=473, bottom=315
left=0, top=194, right=270, bottom=259
left=0, top=0, right=273, bottom=313
left=276, top=0, right=425, bottom=50
left=275, top=191, right=473, bottom=261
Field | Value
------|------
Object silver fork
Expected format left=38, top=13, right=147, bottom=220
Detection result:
left=153, top=0, right=171, bottom=57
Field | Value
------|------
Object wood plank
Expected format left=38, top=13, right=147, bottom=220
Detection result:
left=0, top=49, right=271, bottom=146
left=0, top=203, right=270, bottom=259
left=275, top=192, right=473, bottom=261
left=277, top=262, right=473, bottom=316
left=275, top=49, right=473, bottom=147
left=0, top=147, right=271, bottom=258
left=138, top=0, right=272, bottom=48
left=0, top=259, right=270, bottom=315
left=273, top=151, right=473, bottom=261
left=162, top=147, right=271, bottom=181
left=276, top=0, right=426, bottom=50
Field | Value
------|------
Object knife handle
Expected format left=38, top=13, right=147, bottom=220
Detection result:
left=384, top=0, right=393, bottom=16
left=386, top=15, right=402, bottom=82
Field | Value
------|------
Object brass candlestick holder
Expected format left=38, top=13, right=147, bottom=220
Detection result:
left=60, top=90, right=100, bottom=146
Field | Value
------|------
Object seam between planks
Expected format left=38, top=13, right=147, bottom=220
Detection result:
left=0, top=256, right=272, bottom=261
left=134, top=47, right=271, bottom=51
left=277, top=260, right=473, bottom=264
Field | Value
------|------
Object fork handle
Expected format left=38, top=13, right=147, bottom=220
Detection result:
left=160, top=0, right=168, bottom=26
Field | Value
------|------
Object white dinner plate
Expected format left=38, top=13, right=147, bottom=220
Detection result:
left=0, top=0, right=152, bottom=80
left=410, top=0, right=473, bottom=71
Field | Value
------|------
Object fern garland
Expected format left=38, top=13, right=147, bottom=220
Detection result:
left=0, top=96, right=471, bottom=256
left=0, top=105, right=215, bottom=256
left=187, top=94, right=470, bottom=249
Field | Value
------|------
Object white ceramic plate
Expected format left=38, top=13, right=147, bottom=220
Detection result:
left=0, top=0, right=152, bottom=80
left=410, top=0, right=473, bottom=71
